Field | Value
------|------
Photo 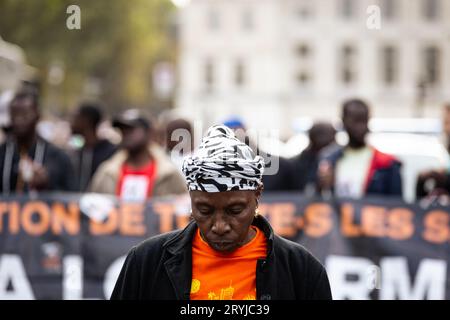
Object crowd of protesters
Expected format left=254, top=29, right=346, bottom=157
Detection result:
left=1, top=85, right=450, bottom=203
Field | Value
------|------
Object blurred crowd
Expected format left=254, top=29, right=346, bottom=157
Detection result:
left=1, top=83, right=450, bottom=204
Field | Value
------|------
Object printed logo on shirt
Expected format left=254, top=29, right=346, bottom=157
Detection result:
left=191, top=279, right=201, bottom=294
left=190, top=279, right=257, bottom=300
left=119, top=175, right=149, bottom=202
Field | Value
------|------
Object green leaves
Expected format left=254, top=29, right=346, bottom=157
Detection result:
left=0, top=0, right=175, bottom=113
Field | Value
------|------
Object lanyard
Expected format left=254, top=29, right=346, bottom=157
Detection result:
left=2, top=139, right=46, bottom=194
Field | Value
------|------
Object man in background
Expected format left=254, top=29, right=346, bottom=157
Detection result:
left=317, top=99, right=403, bottom=198
left=0, top=89, right=75, bottom=194
left=416, top=104, right=450, bottom=199
left=70, top=103, right=117, bottom=191
left=89, top=109, right=186, bottom=201
left=290, top=121, right=336, bottom=195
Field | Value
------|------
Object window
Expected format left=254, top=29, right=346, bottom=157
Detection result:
left=207, top=8, right=220, bottom=30
left=340, top=0, right=356, bottom=19
left=296, top=72, right=311, bottom=85
left=381, top=46, right=398, bottom=85
left=340, top=45, right=357, bottom=84
left=204, top=60, right=214, bottom=92
left=234, top=61, right=245, bottom=87
left=294, top=43, right=313, bottom=87
left=296, top=44, right=310, bottom=58
left=423, top=46, right=440, bottom=85
left=298, top=0, right=314, bottom=20
left=382, top=0, right=397, bottom=21
left=242, top=9, right=254, bottom=31
left=298, top=7, right=310, bottom=19
left=423, top=0, right=440, bottom=21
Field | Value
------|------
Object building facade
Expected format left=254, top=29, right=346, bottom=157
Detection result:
left=174, top=0, right=450, bottom=136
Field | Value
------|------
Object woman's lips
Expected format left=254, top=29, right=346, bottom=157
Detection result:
left=210, top=241, right=234, bottom=249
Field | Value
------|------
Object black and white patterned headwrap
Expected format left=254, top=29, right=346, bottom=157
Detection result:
left=182, top=125, right=265, bottom=192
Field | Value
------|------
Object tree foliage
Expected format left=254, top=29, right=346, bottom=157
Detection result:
left=0, top=0, right=176, bottom=114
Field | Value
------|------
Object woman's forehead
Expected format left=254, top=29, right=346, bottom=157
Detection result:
left=190, top=190, right=254, bottom=205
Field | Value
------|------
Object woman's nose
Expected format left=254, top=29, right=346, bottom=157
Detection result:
left=211, top=216, right=231, bottom=235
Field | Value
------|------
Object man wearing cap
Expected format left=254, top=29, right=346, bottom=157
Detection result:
left=89, top=109, right=187, bottom=201
left=111, top=125, right=332, bottom=300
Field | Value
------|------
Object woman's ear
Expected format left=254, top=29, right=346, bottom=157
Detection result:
left=255, top=183, right=264, bottom=206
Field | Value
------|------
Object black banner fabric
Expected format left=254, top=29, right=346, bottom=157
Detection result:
left=0, top=192, right=449, bottom=300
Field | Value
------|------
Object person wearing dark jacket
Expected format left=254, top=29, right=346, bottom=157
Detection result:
left=111, top=125, right=332, bottom=300
left=0, top=89, right=75, bottom=194
left=290, top=121, right=336, bottom=195
left=415, top=104, right=450, bottom=200
left=317, top=99, right=402, bottom=198
left=70, top=103, right=117, bottom=191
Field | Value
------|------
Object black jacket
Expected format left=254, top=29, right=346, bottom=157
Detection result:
left=262, top=155, right=295, bottom=192
left=320, top=144, right=403, bottom=197
left=0, top=137, right=76, bottom=193
left=71, top=139, right=117, bottom=191
left=290, top=148, right=320, bottom=192
left=111, top=215, right=332, bottom=300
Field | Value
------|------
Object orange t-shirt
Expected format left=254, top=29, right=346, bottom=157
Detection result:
left=190, top=226, right=267, bottom=300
